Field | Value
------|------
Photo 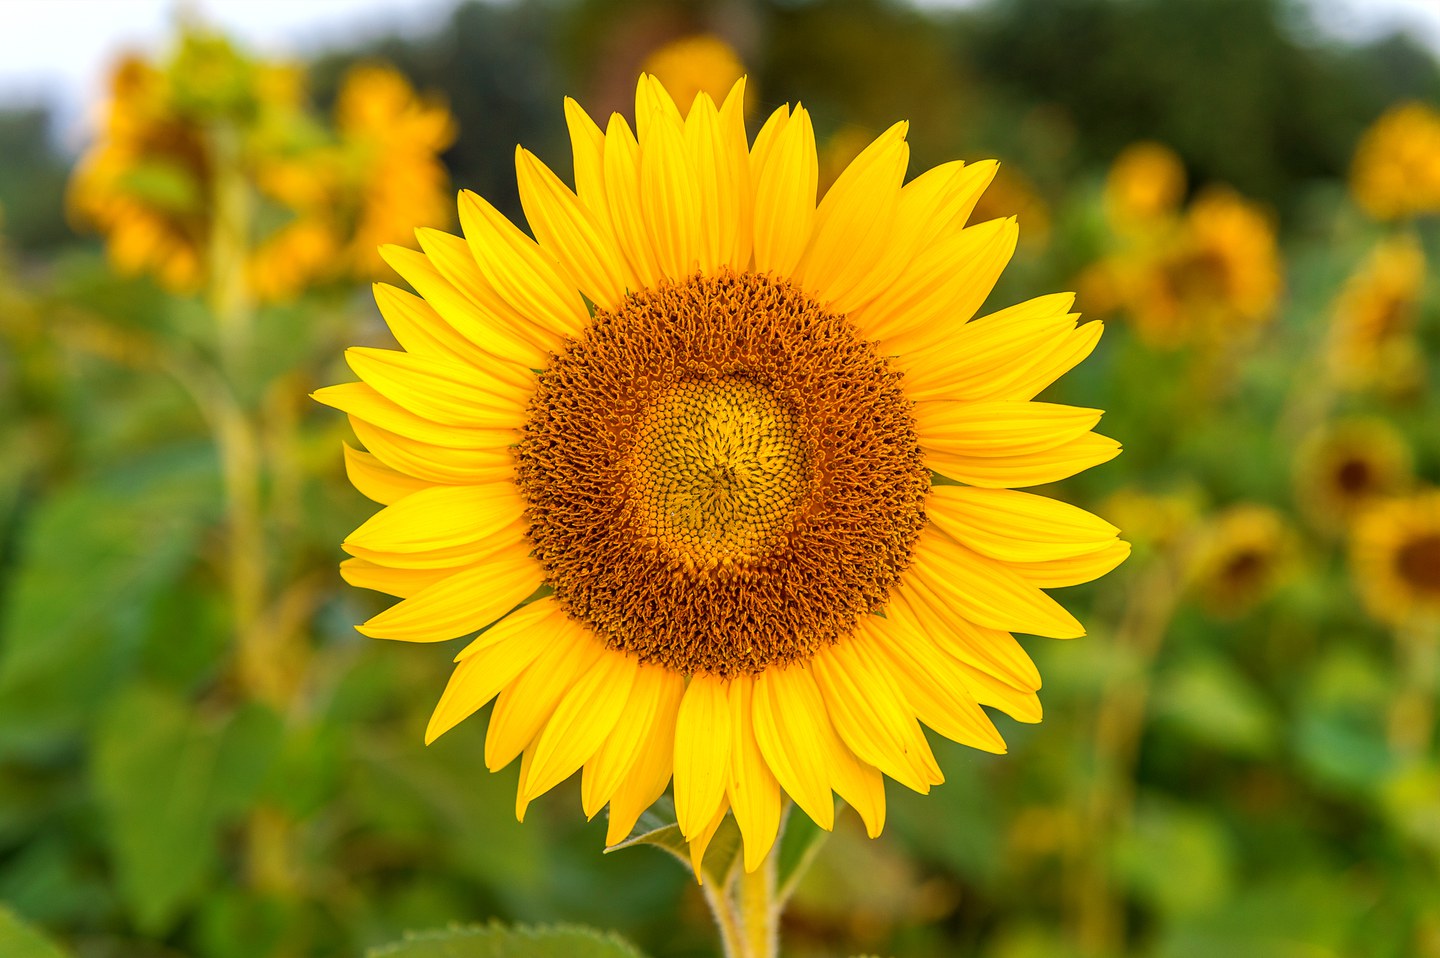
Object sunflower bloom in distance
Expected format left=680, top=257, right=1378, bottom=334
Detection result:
left=317, top=76, right=1127, bottom=873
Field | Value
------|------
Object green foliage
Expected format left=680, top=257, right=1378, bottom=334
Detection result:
left=0, top=906, right=72, bottom=958
left=367, top=923, right=648, bottom=958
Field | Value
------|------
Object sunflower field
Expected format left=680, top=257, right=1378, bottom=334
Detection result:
left=2, top=0, right=1440, bottom=956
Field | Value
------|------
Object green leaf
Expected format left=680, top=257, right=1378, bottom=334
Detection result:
left=366, top=922, right=648, bottom=958
left=1154, top=655, right=1278, bottom=756
left=90, top=685, right=240, bottom=934
left=0, top=905, right=71, bottom=958
left=604, top=796, right=742, bottom=886
left=776, top=803, right=830, bottom=904
left=0, top=451, right=216, bottom=750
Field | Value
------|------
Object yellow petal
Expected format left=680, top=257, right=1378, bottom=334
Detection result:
left=891, top=159, right=999, bottom=255
left=315, top=382, right=517, bottom=450
left=927, top=485, right=1120, bottom=563
left=892, top=579, right=1041, bottom=691
left=356, top=548, right=542, bottom=642
left=525, top=649, right=639, bottom=800
left=582, top=663, right=674, bottom=819
left=485, top=623, right=606, bottom=771
left=860, top=614, right=1009, bottom=750
left=1008, top=539, right=1132, bottom=588
left=342, top=442, right=430, bottom=505
left=687, top=794, right=732, bottom=884
left=751, top=105, right=816, bottom=277
left=916, top=401, right=1103, bottom=462
left=825, top=735, right=887, bottom=840
left=911, top=315, right=1101, bottom=405
left=345, top=346, right=527, bottom=428
left=344, top=483, right=525, bottom=556
left=635, top=73, right=684, bottom=141
left=813, top=639, right=941, bottom=794
left=683, top=92, right=725, bottom=274
left=424, top=599, right=562, bottom=743
left=373, top=282, right=510, bottom=374
left=349, top=416, right=515, bottom=487
left=714, top=77, right=753, bottom=270
left=674, top=673, right=733, bottom=840
left=639, top=99, right=700, bottom=280
left=457, top=190, right=589, bottom=338
left=726, top=675, right=783, bottom=873
left=748, top=103, right=789, bottom=185
left=414, top=227, right=558, bottom=353
left=752, top=664, right=834, bottom=831
left=909, top=529, right=1086, bottom=639
left=795, top=121, right=909, bottom=311
left=339, top=557, right=451, bottom=598
left=928, top=431, right=1121, bottom=489
left=516, top=146, right=628, bottom=310
left=603, top=113, right=664, bottom=289
left=381, top=244, right=549, bottom=369
left=901, top=293, right=1078, bottom=401
left=606, top=673, right=685, bottom=845
left=852, top=217, right=1017, bottom=345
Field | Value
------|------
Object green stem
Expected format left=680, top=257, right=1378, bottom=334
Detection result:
left=733, top=851, right=778, bottom=958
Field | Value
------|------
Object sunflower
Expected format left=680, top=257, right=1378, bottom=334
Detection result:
left=1083, top=187, right=1280, bottom=348
left=1327, top=236, right=1426, bottom=392
left=641, top=34, right=747, bottom=116
left=1350, top=102, right=1440, bottom=222
left=1352, top=490, right=1440, bottom=627
left=1103, top=141, right=1185, bottom=233
left=68, top=55, right=213, bottom=294
left=317, top=76, right=1127, bottom=872
left=1295, top=417, right=1412, bottom=533
left=1187, top=505, right=1294, bottom=618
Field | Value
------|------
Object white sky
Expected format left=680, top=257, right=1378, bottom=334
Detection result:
left=1, top=0, right=1437, bottom=148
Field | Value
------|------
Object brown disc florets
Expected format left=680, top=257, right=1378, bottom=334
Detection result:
left=1396, top=533, right=1440, bottom=596
left=515, top=270, right=928, bottom=676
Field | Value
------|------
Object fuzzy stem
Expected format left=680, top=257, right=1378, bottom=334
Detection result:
left=732, top=851, right=778, bottom=958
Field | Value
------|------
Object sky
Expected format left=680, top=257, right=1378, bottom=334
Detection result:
left=2, top=0, right=1438, bottom=147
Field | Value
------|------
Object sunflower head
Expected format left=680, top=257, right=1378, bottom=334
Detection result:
left=1350, top=102, right=1440, bottom=221
left=1295, top=418, right=1413, bottom=533
left=1188, top=505, right=1295, bottom=618
left=1352, top=490, right=1440, bottom=627
left=319, top=74, right=1126, bottom=873
left=1104, top=141, right=1185, bottom=231
left=1328, top=236, right=1427, bottom=391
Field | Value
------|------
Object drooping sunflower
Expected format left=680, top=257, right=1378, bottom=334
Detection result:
left=317, top=76, right=1127, bottom=872
left=1352, top=490, right=1440, bottom=627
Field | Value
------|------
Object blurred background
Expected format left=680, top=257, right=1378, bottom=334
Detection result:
left=3, top=0, right=1440, bottom=955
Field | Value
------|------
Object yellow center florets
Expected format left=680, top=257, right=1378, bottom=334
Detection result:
left=630, top=378, right=808, bottom=568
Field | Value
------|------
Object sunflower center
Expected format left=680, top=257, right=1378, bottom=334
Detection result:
left=515, top=270, right=928, bottom=677
left=631, top=377, right=808, bottom=566
left=1335, top=458, right=1373, bottom=495
left=1396, top=534, right=1440, bottom=595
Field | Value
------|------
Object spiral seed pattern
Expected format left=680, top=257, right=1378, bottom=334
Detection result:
left=515, top=270, right=928, bottom=676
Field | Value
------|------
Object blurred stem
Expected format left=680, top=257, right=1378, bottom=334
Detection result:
left=1389, top=621, right=1439, bottom=760
left=1071, top=551, right=1184, bottom=956
left=204, top=121, right=302, bottom=899
left=207, top=122, right=254, bottom=381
